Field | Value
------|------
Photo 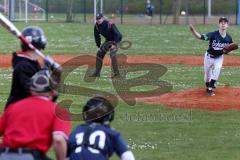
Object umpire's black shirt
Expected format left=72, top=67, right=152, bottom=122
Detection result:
left=94, top=20, right=122, bottom=48
left=5, top=51, right=41, bottom=108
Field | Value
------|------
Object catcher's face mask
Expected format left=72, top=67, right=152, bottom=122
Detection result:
left=30, top=70, right=58, bottom=93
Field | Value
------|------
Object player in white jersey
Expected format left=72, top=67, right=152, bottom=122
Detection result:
left=189, top=17, right=233, bottom=96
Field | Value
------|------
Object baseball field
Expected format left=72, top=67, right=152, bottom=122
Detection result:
left=1, top=22, right=240, bottom=159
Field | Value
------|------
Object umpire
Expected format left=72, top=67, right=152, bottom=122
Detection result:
left=91, top=13, right=122, bottom=78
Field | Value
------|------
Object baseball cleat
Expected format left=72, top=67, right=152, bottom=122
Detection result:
left=212, top=84, right=216, bottom=89
left=206, top=89, right=215, bottom=96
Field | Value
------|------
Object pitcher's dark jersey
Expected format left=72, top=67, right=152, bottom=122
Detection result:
left=201, top=30, right=233, bottom=58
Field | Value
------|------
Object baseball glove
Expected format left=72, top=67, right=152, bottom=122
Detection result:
left=223, top=43, right=239, bottom=54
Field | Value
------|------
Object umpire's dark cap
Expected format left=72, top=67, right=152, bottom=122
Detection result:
left=96, top=13, right=104, bottom=20
left=219, top=17, right=229, bottom=23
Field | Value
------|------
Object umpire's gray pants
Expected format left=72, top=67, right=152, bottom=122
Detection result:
left=0, top=153, right=34, bottom=160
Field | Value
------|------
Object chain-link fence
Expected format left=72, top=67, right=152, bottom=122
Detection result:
left=0, top=0, right=238, bottom=24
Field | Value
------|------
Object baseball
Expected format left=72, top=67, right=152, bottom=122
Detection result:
left=181, top=11, right=186, bottom=16
left=111, top=13, right=116, bottom=19
left=50, top=15, right=54, bottom=18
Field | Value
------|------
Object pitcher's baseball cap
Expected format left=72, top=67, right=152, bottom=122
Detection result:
left=219, top=17, right=229, bottom=23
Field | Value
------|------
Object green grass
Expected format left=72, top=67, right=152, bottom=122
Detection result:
left=1, top=22, right=240, bottom=55
left=1, top=24, right=240, bottom=160
left=1, top=64, right=240, bottom=159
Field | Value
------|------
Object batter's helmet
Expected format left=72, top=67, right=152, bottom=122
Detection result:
left=30, top=70, right=57, bottom=93
left=82, top=96, right=115, bottom=124
left=21, top=26, right=46, bottom=51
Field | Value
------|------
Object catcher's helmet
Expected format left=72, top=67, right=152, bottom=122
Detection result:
left=21, top=26, right=46, bottom=51
left=82, top=96, right=115, bottom=124
left=30, top=70, right=57, bottom=93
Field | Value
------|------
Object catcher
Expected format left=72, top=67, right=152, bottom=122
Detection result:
left=91, top=13, right=122, bottom=78
left=189, top=17, right=238, bottom=96
left=0, top=70, right=70, bottom=160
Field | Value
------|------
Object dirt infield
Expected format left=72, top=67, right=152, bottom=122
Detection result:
left=140, top=87, right=240, bottom=112
left=1, top=54, right=240, bottom=112
left=2, top=54, right=240, bottom=67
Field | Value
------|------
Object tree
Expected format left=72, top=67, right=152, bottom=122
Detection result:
left=173, top=0, right=181, bottom=24
left=66, top=0, right=74, bottom=22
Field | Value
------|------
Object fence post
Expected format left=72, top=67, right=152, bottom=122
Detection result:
left=185, top=0, right=189, bottom=24
left=159, top=0, right=162, bottom=24
left=84, top=0, right=86, bottom=23
left=121, top=0, right=123, bottom=24
left=203, top=0, right=206, bottom=24
left=236, top=0, right=239, bottom=25
left=9, top=0, right=15, bottom=21
left=46, top=0, right=48, bottom=22
left=94, top=0, right=96, bottom=23
left=237, top=0, right=240, bottom=24
left=208, top=0, right=211, bottom=17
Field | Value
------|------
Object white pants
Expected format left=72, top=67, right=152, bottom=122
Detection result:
left=204, top=52, right=224, bottom=82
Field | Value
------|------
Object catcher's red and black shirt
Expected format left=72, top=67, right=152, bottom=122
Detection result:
left=0, top=96, right=71, bottom=153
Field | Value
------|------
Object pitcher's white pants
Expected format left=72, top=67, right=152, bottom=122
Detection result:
left=204, top=52, right=224, bottom=83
